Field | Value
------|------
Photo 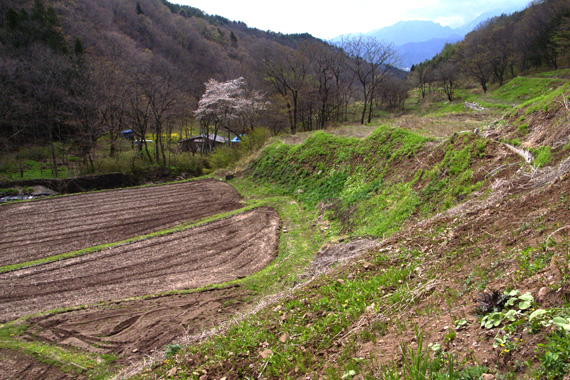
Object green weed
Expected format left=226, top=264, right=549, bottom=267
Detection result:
left=530, top=146, right=552, bottom=167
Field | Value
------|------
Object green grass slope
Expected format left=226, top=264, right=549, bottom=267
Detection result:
left=247, top=126, right=498, bottom=239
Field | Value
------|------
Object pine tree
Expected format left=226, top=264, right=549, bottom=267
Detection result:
left=74, top=37, right=84, bottom=55
left=230, top=31, right=238, bottom=48
left=136, top=2, right=144, bottom=15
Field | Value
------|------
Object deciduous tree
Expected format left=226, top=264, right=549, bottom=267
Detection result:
left=341, top=35, right=398, bottom=124
left=195, top=77, right=266, bottom=150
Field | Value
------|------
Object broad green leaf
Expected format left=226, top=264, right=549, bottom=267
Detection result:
left=529, top=309, right=547, bottom=321
left=429, top=343, right=442, bottom=353
left=519, top=301, right=532, bottom=310
left=504, top=309, right=518, bottom=321
left=552, top=317, right=570, bottom=331
left=444, top=332, right=456, bottom=343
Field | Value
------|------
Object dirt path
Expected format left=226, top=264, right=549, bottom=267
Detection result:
left=0, top=207, right=281, bottom=322
left=0, top=179, right=243, bottom=266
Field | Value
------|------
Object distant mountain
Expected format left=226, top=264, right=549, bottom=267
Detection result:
left=454, top=5, right=526, bottom=36
left=365, top=20, right=456, bottom=46
left=397, top=35, right=463, bottom=69
left=330, top=5, right=528, bottom=68
left=329, top=20, right=454, bottom=45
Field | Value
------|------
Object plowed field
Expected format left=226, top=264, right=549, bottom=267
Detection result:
left=22, top=285, right=251, bottom=364
left=0, top=179, right=243, bottom=266
left=0, top=207, right=280, bottom=322
left=0, top=180, right=282, bottom=379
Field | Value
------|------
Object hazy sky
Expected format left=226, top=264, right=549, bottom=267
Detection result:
left=174, top=0, right=531, bottom=39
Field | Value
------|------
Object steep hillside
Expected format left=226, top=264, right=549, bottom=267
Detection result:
left=129, top=77, right=570, bottom=379
left=0, top=0, right=342, bottom=179
left=2, top=2, right=570, bottom=377
left=45, top=0, right=322, bottom=90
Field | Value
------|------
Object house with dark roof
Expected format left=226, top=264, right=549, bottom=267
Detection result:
left=179, top=134, right=229, bottom=153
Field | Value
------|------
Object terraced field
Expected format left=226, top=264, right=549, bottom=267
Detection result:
left=0, top=180, right=282, bottom=378
left=0, top=179, right=243, bottom=266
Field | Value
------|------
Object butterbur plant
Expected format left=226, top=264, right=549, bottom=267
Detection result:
left=504, top=290, right=534, bottom=310
left=537, top=330, right=570, bottom=379
left=453, top=318, right=469, bottom=331
left=479, top=290, right=534, bottom=329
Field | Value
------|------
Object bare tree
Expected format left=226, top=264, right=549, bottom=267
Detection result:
left=261, top=43, right=310, bottom=134
left=142, top=60, right=181, bottom=166
left=341, top=35, right=398, bottom=124
left=409, top=62, right=436, bottom=99
left=437, top=61, right=460, bottom=101
left=456, top=31, right=493, bottom=93
left=307, top=42, right=349, bottom=129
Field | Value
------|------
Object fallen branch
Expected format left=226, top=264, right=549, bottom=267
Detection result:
left=546, top=225, right=570, bottom=251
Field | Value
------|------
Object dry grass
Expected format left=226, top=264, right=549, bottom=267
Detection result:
left=389, top=113, right=496, bottom=138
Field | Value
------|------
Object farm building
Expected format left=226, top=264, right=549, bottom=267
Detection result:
left=180, top=134, right=229, bottom=153
left=120, top=129, right=134, bottom=140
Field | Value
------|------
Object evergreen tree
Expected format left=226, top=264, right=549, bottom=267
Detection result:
left=136, top=2, right=144, bottom=15
left=74, top=37, right=84, bottom=56
left=230, top=31, right=238, bottom=48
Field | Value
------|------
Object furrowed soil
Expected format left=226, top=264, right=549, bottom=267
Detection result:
left=0, top=179, right=243, bottom=266
left=0, top=348, right=77, bottom=380
left=23, top=285, right=251, bottom=364
left=0, top=206, right=280, bottom=322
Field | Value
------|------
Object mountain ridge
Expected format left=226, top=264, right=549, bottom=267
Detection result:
left=330, top=4, right=528, bottom=68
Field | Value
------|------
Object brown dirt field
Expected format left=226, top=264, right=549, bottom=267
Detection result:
left=0, top=179, right=243, bottom=266
left=20, top=285, right=251, bottom=366
left=0, top=207, right=281, bottom=322
left=0, top=348, right=79, bottom=380
left=0, top=286, right=251, bottom=379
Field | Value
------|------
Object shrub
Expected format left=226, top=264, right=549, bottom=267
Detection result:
left=165, top=344, right=182, bottom=358
left=206, top=146, right=241, bottom=171
left=0, top=188, right=18, bottom=196
left=538, top=330, right=570, bottom=379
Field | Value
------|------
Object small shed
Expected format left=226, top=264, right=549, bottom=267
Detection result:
left=120, top=129, right=134, bottom=140
left=180, top=134, right=228, bottom=153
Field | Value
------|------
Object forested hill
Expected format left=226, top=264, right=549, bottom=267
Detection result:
left=0, top=0, right=334, bottom=172
left=409, top=0, right=570, bottom=98
left=26, top=0, right=321, bottom=90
